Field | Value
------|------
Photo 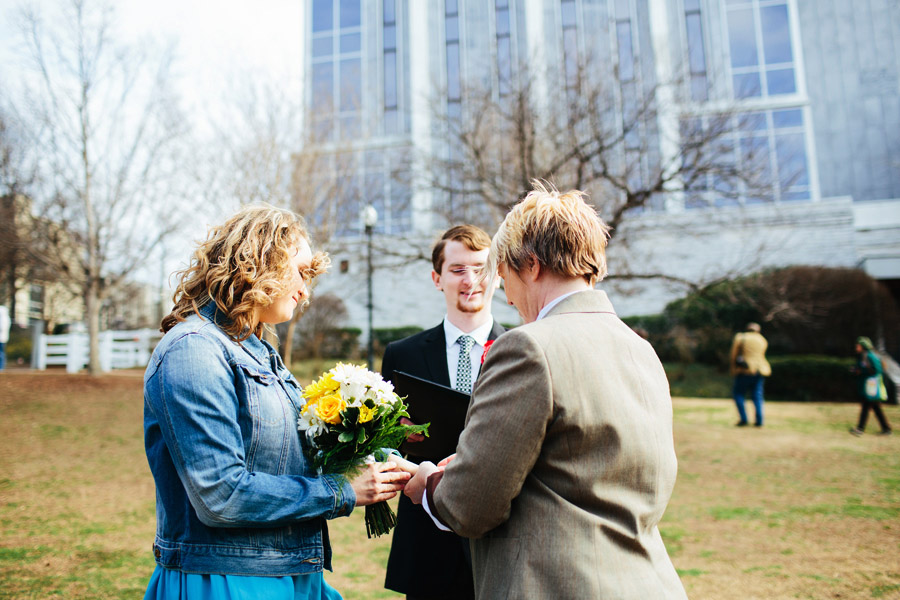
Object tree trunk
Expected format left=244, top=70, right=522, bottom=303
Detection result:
left=85, top=278, right=102, bottom=375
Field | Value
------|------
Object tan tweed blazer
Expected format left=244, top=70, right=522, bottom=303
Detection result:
left=432, top=290, right=687, bottom=600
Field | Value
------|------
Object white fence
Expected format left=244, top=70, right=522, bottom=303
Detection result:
left=34, top=329, right=162, bottom=373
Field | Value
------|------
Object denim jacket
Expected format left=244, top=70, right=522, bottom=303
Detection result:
left=143, top=303, right=355, bottom=576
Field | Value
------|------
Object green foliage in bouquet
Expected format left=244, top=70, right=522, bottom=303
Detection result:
left=298, top=363, right=428, bottom=537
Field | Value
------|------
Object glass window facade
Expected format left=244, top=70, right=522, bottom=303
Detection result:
left=383, top=0, right=399, bottom=134
left=725, top=0, right=796, bottom=98
left=684, top=0, right=708, bottom=101
left=683, top=107, right=810, bottom=206
left=496, top=0, right=512, bottom=96
left=310, top=0, right=362, bottom=140
left=561, top=0, right=578, bottom=87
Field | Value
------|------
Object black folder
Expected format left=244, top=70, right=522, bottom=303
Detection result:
left=392, top=370, right=470, bottom=461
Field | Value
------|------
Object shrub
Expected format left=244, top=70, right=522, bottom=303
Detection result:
left=765, top=355, right=857, bottom=402
left=372, top=326, right=424, bottom=353
left=6, top=326, right=32, bottom=365
left=643, top=266, right=900, bottom=365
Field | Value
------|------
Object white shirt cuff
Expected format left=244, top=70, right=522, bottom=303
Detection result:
left=422, top=490, right=452, bottom=531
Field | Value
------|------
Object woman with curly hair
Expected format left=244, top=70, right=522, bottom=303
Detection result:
left=143, top=204, right=409, bottom=600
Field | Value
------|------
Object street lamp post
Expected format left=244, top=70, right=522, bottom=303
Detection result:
left=362, top=204, right=378, bottom=371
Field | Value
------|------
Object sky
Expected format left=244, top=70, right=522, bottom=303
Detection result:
left=1, top=0, right=305, bottom=118
left=0, top=0, right=307, bottom=287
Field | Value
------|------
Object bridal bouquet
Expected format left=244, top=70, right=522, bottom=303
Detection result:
left=298, top=363, right=427, bottom=537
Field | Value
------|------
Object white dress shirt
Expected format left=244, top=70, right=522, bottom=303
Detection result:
left=443, top=316, right=495, bottom=391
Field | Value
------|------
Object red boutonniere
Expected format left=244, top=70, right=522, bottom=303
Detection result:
left=481, top=340, right=495, bottom=364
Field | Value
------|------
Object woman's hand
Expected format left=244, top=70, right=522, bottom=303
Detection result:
left=350, top=462, right=411, bottom=507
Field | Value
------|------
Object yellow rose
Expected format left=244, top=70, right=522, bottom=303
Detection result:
left=358, top=404, right=376, bottom=424
left=303, top=372, right=340, bottom=400
left=316, top=393, right=345, bottom=425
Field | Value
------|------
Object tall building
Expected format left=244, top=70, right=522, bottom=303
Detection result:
left=304, top=0, right=900, bottom=329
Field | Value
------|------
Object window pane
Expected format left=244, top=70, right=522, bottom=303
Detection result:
left=766, top=67, right=795, bottom=95
left=776, top=132, right=808, bottom=187
left=740, top=134, right=770, bottom=181
left=384, top=108, right=399, bottom=134
left=312, top=35, right=332, bottom=58
left=383, top=0, right=395, bottom=23
left=738, top=111, right=767, bottom=131
left=447, top=43, right=461, bottom=100
left=782, top=190, right=809, bottom=201
left=340, top=114, right=361, bottom=139
left=498, top=35, right=511, bottom=95
left=312, top=118, right=332, bottom=142
left=615, top=0, right=630, bottom=17
left=446, top=0, right=458, bottom=15
left=617, top=22, right=634, bottom=82
left=384, top=23, right=396, bottom=50
left=496, top=8, right=510, bottom=36
left=446, top=15, right=459, bottom=42
left=313, top=0, right=333, bottom=32
left=341, top=32, right=361, bottom=53
left=684, top=0, right=700, bottom=11
left=685, top=13, right=706, bottom=74
left=496, top=0, right=509, bottom=7
left=727, top=8, right=758, bottom=68
left=340, top=0, right=361, bottom=28
left=447, top=100, right=462, bottom=122
left=760, top=4, right=793, bottom=64
left=340, top=58, right=361, bottom=111
left=564, top=27, right=578, bottom=83
left=384, top=51, right=397, bottom=108
left=772, top=108, right=802, bottom=128
left=312, top=62, right=334, bottom=111
left=691, top=74, right=708, bottom=101
left=562, top=1, right=577, bottom=27
left=733, top=72, right=761, bottom=98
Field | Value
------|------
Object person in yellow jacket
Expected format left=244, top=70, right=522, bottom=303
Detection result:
left=730, top=322, right=771, bottom=427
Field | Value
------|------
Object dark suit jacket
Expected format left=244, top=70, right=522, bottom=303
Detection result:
left=383, top=320, right=505, bottom=597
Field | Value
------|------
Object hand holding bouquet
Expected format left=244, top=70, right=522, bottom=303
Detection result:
left=298, top=363, right=428, bottom=537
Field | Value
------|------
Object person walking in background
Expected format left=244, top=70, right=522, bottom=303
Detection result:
left=382, top=225, right=504, bottom=600
left=730, top=322, right=771, bottom=427
left=850, top=336, right=892, bottom=436
left=143, top=204, right=409, bottom=600
left=0, top=305, right=10, bottom=371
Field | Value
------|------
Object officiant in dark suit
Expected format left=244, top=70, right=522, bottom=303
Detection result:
left=382, top=225, right=504, bottom=600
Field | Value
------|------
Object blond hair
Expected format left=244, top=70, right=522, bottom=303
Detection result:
left=487, top=180, right=609, bottom=286
left=161, top=204, right=329, bottom=341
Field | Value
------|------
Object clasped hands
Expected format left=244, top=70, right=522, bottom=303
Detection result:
left=349, top=454, right=455, bottom=507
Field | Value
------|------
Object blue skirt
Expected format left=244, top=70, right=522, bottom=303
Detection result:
left=144, top=565, right=344, bottom=600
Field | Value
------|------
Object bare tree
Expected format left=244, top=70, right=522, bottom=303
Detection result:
left=8, top=0, right=194, bottom=373
left=210, top=74, right=371, bottom=367
left=421, top=55, right=787, bottom=288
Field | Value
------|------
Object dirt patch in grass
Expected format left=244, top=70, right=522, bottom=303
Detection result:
left=1, top=373, right=898, bottom=599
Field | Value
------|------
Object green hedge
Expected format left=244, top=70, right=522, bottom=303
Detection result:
left=765, top=355, right=858, bottom=403
left=663, top=355, right=892, bottom=403
left=372, top=326, right=424, bottom=352
left=5, top=327, right=32, bottom=365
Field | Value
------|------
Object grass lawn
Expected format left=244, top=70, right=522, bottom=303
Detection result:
left=0, top=370, right=898, bottom=599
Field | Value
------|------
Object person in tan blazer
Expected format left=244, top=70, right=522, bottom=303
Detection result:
left=729, top=322, right=771, bottom=427
left=404, top=182, right=687, bottom=600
